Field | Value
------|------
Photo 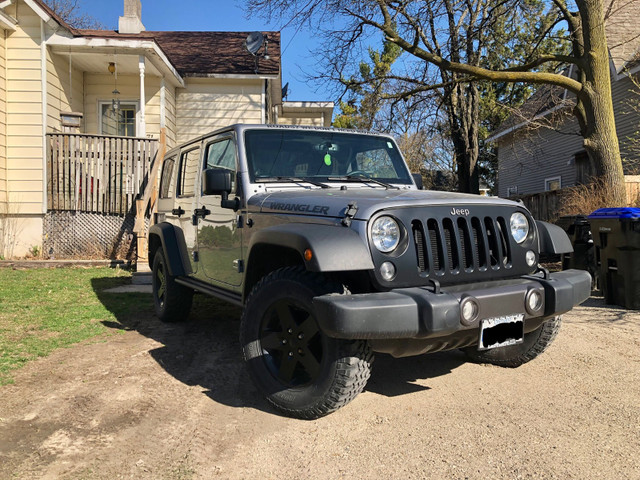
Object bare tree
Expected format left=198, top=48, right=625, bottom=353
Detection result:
left=249, top=0, right=631, bottom=205
left=46, top=0, right=104, bottom=29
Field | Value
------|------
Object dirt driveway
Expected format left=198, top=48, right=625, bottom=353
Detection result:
left=1, top=289, right=639, bottom=480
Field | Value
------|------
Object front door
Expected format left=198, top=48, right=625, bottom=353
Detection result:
left=195, top=135, right=243, bottom=289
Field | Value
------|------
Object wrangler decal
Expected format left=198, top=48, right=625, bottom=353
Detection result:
left=269, top=202, right=330, bottom=215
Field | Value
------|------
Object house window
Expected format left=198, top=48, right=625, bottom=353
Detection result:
left=99, top=102, right=138, bottom=137
left=545, top=176, right=562, bottom=191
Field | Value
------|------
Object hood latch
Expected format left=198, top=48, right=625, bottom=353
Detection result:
left=342, top=202, right=358, bottom=227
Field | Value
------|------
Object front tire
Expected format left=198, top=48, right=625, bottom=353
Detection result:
left=240, top=267, right=373, bottom=419
left=152, top=249, right=193, bottom=322
left=463, top=316, right=562, bottom=368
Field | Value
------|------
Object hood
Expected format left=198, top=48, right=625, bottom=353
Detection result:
left=247, top=187, right=519, bottom=220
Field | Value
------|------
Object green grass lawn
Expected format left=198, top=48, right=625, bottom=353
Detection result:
left=0, top=267, right=151, bottom=385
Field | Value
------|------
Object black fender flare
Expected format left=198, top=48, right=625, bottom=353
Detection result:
left=536, top=220, right=573, bottom=255
left=148, top=223, right=193, bottom=276
left=248, top=223, right=374, bottom=272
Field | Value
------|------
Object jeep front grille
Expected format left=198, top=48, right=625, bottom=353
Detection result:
left=411, top=216, right=512, bottom=276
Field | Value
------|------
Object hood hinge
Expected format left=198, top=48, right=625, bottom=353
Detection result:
left=342, top=202, right=358, bottom=227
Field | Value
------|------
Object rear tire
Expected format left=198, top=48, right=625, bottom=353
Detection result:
left=152, top=249, right=193, bottom=322
left=463, top=316, right=562, bottom=368
left=240, top=266, right=373, bottom=419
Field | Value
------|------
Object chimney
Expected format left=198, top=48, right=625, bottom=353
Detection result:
left=119, top=0, right=145, bottom=34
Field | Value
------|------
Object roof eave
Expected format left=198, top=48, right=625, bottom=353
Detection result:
left=47, top=34, right=186, bottom=88
left=183, top=72, right=279, bottom=80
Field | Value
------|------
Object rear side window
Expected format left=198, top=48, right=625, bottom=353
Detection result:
left=159, top=155, right=176, bottom=199
left=177, top=147, right=200, bottom=197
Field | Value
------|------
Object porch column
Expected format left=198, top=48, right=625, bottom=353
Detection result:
left=139, top=55, right=146, bottom=137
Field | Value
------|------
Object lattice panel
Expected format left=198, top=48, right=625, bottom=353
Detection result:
left=43, top=212, right=137, bottom=260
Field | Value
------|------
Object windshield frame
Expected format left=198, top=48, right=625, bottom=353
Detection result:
left=242, top=128, right=414, bottom=186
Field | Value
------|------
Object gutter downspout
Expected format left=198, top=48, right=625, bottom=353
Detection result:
left=41, top=18, right=47, bottom=213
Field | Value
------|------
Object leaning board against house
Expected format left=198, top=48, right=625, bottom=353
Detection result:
left=148, top=124, right=591, bottom=419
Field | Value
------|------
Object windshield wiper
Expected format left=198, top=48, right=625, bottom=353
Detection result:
left=256, top=176, right=332, bottom=189
left=328, top=174, right=400, bottom=190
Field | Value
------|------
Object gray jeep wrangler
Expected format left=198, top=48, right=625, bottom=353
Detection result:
left=149, top=124, right=590, bottom=419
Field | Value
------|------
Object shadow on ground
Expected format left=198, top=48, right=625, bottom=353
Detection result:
left=91, top=276, right=466, bottom=415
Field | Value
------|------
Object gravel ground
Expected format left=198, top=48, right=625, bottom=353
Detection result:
left=0, top=295, right=639, bottom=480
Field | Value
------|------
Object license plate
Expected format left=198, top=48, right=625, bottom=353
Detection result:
left=478, top=314, right=525, bottom=351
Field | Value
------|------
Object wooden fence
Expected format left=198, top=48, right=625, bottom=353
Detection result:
left=512, top=176, right=640, bottom=222
left=47, top=133, right=158, bottom=215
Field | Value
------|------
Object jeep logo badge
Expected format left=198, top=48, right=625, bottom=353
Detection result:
left=450, top=207, right=470, bottom=216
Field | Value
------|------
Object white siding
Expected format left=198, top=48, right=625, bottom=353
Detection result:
left=0, top=29, right=7, bottom=208
left=164, top=82, right=176, bottom=148
left=175, top=78, right=263, bottom=144
left=46, top=50, right=83, bottom=133
left=278, top=113, right=324, bottom=126
left=4, top=0, right=43, bottom=214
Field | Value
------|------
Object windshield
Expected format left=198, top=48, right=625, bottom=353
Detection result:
left=244, top=129, right=413, bottom=185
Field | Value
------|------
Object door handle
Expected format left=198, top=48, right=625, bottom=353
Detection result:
left=171, top=206, right=185, bottom=217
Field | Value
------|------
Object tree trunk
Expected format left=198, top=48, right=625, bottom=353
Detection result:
left=575, top=0, right=626, bottom=206
left=449, top=83, right=480, bottom=194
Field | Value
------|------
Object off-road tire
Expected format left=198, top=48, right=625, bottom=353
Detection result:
left=152, top=249, right=193, bottom=322
left=240, top=266, right=373, bottom=419
left=463, top=316, right=562, bottom=368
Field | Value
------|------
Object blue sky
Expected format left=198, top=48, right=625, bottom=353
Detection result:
left=79, top=0, right=327, bottom=102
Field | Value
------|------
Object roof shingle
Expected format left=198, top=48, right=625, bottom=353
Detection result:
left=77, top=30, right=281, bottom=77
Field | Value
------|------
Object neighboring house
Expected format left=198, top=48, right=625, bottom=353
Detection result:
left=0, top=0, right=333, bottom=258
left=489, top=0, right=640, bottom=199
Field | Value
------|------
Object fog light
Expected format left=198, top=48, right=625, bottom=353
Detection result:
left=460, top=297, right=479, bottom=325
left=526, top=289, right=543, bottom=314
left=525, top=250, right=536, bottom=267
left=380, top=261, right=396, bottom=281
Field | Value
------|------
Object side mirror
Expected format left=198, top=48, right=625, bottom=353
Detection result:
left=412, top=173, right=424, bottom=190
left=202, top=168, right=239, bottom=210
left=202, top=167, right=232, bottom=196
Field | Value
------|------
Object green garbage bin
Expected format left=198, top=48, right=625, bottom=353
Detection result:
left=588, top=208, right=640, bottom=309
left=555, top=216, right=598, bottom=288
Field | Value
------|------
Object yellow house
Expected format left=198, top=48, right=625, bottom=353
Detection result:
left=0, top=0, right=333, bottom=258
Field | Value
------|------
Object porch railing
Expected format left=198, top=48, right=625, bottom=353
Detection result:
left=47, top=133, right=159, bottom=215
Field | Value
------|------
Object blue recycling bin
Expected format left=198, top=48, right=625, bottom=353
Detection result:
left=588, top=208, right=640, bottom=309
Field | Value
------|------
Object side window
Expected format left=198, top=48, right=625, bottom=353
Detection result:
left=159, top=155, right=176, bottom=199
left=205, top=138, right=236, bottom=171
left=177, top=147, right=201, bottom=197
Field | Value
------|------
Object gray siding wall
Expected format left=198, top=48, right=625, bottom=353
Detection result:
left=497, top=73, right=640, bottom=197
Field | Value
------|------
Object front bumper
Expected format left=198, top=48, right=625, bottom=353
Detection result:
left=313, top=270, right=591, bottom=340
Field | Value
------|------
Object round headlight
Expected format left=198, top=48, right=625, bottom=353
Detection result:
left=371, top=216, right=400, bottom=253
left=510, top=212, right=530, bottom=244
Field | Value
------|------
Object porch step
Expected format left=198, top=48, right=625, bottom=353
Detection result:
left=132, top=263, right=152, bottom=285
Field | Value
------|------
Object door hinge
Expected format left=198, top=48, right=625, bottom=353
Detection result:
left=172, top=206, right=185, bottom=217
